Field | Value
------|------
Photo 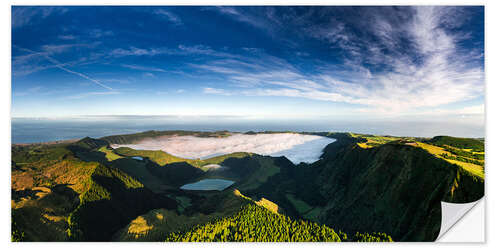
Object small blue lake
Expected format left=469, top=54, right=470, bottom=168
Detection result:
left=180, top=179, right=235, bottom=191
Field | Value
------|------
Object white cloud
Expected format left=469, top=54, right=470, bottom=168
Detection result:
left=203, top=87, right=231, bottom=95
left=110, top=47, right=165, bottom=57
left=460, top=104, right=484, bottom=115
left=64, top=91, right=120, bottom=99
left=12, top=7, right=68, bottom=28
left=410, top=104, right=485, bottom=117
left=212, top=7, right=269, bottom=31
left=121, top=64, right=167, bottom=72
left=58, top=34, right=76, bottom=40
left=12, top=43, right=100, bottom=76
left=88, top=29, right=114, bottom=38
left=13, top=86, right=43, bottom=97
left=109, top=44, right=236, bottom=58
left=154, top=9, right=183, bottom=26
left=196, top=6, right=483, bottom=115
left=112, top=133, right=336, bottom=164
left=41, top=42, right=98, bottom=54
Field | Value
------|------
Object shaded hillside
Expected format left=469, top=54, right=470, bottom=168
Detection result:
left=145, top=161, right=204, bottom=187
left=241, top=133, right=483, bottom=241
left=114, top=189, right=251, bottom=241
left=165, top=203, right=342, bottom=242
left=11, top=138, right=177, bottom=241
left=165, top=201, right=392, bottom=242
left=12, top=132, right=484, bottom=242
left=314, top=137, right=483, bottom=241
left=67, top=164, right=176, bottom=241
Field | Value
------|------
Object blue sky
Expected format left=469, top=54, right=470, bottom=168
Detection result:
left=12, top=6, right=484, bottom=124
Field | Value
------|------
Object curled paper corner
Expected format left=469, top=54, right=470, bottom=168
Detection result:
left=436, top=198, right=484, bottom=242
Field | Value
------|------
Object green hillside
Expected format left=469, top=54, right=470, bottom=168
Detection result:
left=67, top=164, right=176, bottom=241
left=243, top=133, right=484, bottom=241
left=12, top=131, right=484, bottom=242
left=101, top=130, right=232, bottom=144
left=165, top=203, right=392, bottom=242
left=426, top=136, right=484, bottom=151
left=316, top=141, right=482, bottom=241
left=112, top=146, right=251, bottom=169
left=165, top=203, right=342, bottom=242
left=11, top=138, right=177, bottom=241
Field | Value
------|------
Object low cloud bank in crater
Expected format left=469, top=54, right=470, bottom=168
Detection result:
left=112, top=133, right=336, bottom=164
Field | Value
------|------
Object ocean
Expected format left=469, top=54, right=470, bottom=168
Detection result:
left=11, top=117, right=484, bottom=144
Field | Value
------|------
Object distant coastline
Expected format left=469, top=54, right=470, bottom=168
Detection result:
left=11, top=117, right=485, bottom=144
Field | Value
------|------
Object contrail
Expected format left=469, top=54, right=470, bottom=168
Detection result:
left=13, top=45, right=113, bottom=90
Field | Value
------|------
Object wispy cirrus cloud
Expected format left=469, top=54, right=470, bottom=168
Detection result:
left=58, top=34, right=77, bottom=40
left=154, top=9, right=183, bottom=26
left=64, top=91, right=120, bottom=99
left=121, top=64, right=167, bottom=72
left=12, top=42, right=101, bottom=76
left=88, top=29, right=114, bottom=38
left=142, top=72, right=156, bottom=78
left=109, top=44, right=238, bottom=59
left=109, top=47, right=165, bottom=57
left=41, top=42, right=100, bottom=54
left=195, top=6, right=483, bottom=115
left=211, top=7, right=269, bottom=30
left=14, top=46, right=114, bottom=91
left=12, top=6, right=68, bottom=28
left=13, top=86, right=42, bottom=97
left=203, top=87, right=231, bottom=96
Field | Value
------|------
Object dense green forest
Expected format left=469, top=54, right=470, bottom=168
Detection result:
left=165, top=204, right=392, bottom=242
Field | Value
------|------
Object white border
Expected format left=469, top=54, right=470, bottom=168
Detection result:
left=3, top=0, right=497, bottom=249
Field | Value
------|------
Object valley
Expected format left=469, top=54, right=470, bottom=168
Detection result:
left=11, top=130, right=484, bottom=242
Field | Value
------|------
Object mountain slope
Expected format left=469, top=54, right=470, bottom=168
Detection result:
left=67, top=164, right=177, bottom=241
left=12, top=138, right=177, bottom=241
left=165, top=203, right=343, bottom=242
left=12, top=132, right=484, bottom=242
left=242, top=133, right=483, bottom=241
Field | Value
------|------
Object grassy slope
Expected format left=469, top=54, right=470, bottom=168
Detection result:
left=12, top=138, right=177, bottom=242
left=351, top=134, right=401, bottom=149
left=242, top=133, right=483, bottom=241
left=112, top=147, right=251, bottom=169
left=114, top=189, right=250, bottom=241
left=342, top=133, right=485, bottom=179
left=413, top=142, right=484, bottom=179
left=101, top=130, right=232, bottom=145
left=66, top=163, right=177, bottom=241
left=315, top=137, right=483, bottom=241
left=11, top=142, right=99, bottom=241
left=12, top=132, right=485, bottom=242
left=427, top=135, right=484, bottom=151
left=98, top=146, right=123, bottom=161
